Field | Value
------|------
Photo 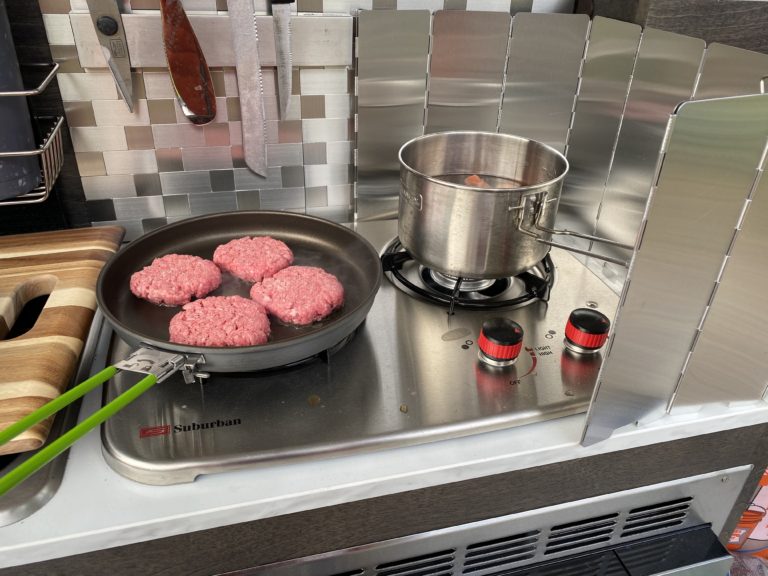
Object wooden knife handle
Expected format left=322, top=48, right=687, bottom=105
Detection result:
left=159, top=0, right=216, bottom=125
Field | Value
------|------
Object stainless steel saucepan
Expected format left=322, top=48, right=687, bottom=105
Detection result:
left=0, top=211, right=382, bottom=495
left=398, top=131, right=632, bottom=279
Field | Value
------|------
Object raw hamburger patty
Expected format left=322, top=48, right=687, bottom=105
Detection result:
left=130, top=254, right=222, bottom=306
left=213, top=236, right=293, bottom=282
left=250, top=266, right=344, bottom=325
left=169, top=296, right=271, bottom=347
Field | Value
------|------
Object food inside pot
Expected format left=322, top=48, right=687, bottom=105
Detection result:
left=437, top=173, right=525, bottom=189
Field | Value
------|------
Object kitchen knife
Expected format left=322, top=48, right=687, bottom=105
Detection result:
left=272, top=0, right=294, bottom=120
left=227, top=0, right=268, bottom=176
left=159, top=0, right=217, bottom=125
left=86, top=0, right=133, bottom=112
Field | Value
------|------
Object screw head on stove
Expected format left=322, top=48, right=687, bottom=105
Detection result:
left=564, top=308, right=610, bottom=354
left=478, top=318, right=524, bottom=367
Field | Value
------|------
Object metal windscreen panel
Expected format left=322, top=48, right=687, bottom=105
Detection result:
left=356, top=10, right=431, bottom=221
left=694, top=43, right=768, bottom=101
left=557, top=16, right=641, bottom=242
left=671, top=126, right=768, bottom=411
left=425, top=10, right=512, bottom=134
left=593, top=28, right=705, bottom=265
left=499, top=13, right=589, bottom=153
left=582, top=94, right=768, bottom=445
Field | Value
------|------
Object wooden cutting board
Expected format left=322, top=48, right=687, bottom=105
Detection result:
left=0, top=226, right=124, bottom=456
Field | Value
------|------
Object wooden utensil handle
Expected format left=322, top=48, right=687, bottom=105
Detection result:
left=159, top=0, right=216, bottom=125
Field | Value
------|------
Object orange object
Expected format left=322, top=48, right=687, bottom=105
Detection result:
left=464, top=174, right=491, bottom=188
left=728, top=505, right=767, bottom=551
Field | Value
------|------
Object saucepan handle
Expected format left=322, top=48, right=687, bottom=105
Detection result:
left=0, top=368, right=158, bottom=497
left=516, top=195, right=634, bottom=268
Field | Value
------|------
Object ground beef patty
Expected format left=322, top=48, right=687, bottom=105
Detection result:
left=213, top=236, right=293, bottom=282
left=250, top=266, right=344, bottom=325
left=169, top=296, right=270, bottom=347
left=130, top=254, right=222, bottom=306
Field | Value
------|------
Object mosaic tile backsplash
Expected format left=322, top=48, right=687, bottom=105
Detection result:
left=38, top=0, right=573, bottom=239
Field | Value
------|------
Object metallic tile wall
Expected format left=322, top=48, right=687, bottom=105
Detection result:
left=38, top=0, right=573, bottom=239
left=40, top=1, right=352, bottom=239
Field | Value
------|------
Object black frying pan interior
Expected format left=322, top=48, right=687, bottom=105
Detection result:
left=98, top=211, right=382, bottom=350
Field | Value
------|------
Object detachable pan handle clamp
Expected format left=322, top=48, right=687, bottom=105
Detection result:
left=115, top=347, right=205, bottom=384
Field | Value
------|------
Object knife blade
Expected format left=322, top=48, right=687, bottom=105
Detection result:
left=227, top=0, right=268, bottom=176
left=272, top=0, right=294, bottom=120
left=86, top=0, right=133, bottom=112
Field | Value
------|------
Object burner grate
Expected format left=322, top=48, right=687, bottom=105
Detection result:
left=381, top=238, right=553, bottom=313
left=421, top=269, right=511, bottom=299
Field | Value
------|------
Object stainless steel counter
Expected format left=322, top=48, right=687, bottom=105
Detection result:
left=101, top=220, right=619, bottom=485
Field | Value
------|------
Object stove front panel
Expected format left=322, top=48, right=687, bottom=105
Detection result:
left=102, top=221, right=619, bottom=485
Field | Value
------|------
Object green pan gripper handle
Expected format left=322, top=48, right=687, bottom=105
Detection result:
left=0, top=366, right=118, bottom=447
left=0, top=369, right=158, bottom=497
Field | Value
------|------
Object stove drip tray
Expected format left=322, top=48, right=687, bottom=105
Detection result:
left=101, top=224, right=620, bottom=486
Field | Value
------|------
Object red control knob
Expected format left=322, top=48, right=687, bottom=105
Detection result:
left=478, top=318, right=524, bottom=366
left=565, top=308, right=610, bottom=354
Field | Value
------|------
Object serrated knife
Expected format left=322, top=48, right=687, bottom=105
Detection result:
left=227, top=0, right=267, bottom=176
left=86, top=0, right=133, bottom=112
left=272, top=0, right=294, bottom=120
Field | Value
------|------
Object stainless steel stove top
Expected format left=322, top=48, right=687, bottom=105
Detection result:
left=102, top=220, right=619, bottom=485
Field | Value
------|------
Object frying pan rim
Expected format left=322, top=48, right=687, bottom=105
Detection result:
left=96, top=210, right=383, bottom=356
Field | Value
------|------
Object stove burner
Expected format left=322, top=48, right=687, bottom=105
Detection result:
left=381, top=238, right=554, bottom=312
left=420, top=268, right=511, bottom=299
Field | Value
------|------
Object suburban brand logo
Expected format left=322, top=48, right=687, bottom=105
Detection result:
left=139, top=419, right=242, bottom=439
left=173, top=418, right=242, bottom=432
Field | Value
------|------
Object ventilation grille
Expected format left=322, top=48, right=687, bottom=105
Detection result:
left=613, top=532, right=678, bottom=571
left=512, top=554, right=626, bottom=576
left=330, top=497, right=695, bottom=576
left=376, top=549, right=455, bottom=576
left=621, top=497, right=692, bottom=538
left=461, top=531, right=539, bottom=574
left=273, top=491, right=706, bottom=576
left=544, top=513, right=619, bottom=556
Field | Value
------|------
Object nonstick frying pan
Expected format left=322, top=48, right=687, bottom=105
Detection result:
left=99, top=211, right=382, bottom=371
left=0, top=211, right=382, bottom=495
